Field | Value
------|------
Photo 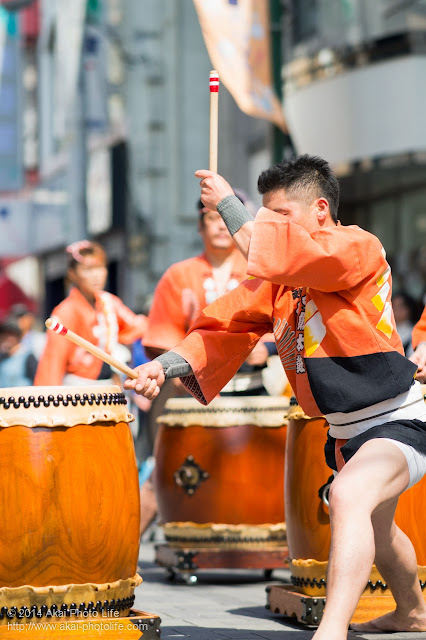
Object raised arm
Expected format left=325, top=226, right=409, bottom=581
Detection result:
left=195, top=169, right=254, bottom=259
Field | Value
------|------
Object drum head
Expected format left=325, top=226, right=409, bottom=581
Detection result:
left=0, top=385, right=133, bottom=428
left=159, top=395, right=290, bottom=427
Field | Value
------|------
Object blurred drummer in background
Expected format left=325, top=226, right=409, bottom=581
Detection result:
left=139, top=193, right=280, bottom=536
left=143, top=191, right=277, bottom=394
left=409, top=302, right=426, bottom=381
left=34, top=240, right=147, bottom=387
left=143, top=191, right=281, bottom=440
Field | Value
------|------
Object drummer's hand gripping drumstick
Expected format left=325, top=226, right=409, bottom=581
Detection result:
left=45, top=317, right=138, bottom=380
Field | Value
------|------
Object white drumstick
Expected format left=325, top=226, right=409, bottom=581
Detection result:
left=209, top=70, right=219, bottom=172
left=45, top=317, right=138, bottom=379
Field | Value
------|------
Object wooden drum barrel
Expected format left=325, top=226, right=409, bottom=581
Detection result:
left=396, top=385, right=426, bottom=567
left=0, top=385, right=141, bottom=624
left=284, top=401, right=332, bottom=595
left=286, top=399, right=426, bottom=596
left=396, top=477, right=426, bottom=567
left=285, top=402, right=331, bottom=562
left=154, top=396, right=289, bottom=548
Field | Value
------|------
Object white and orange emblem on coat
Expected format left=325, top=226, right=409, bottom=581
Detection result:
left=372, top=252, right=393, bottom=339
left=303, top=299, right=326, bottom=356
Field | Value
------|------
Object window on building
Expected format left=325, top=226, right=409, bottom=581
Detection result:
left=292, top=0, right=318, bottom=44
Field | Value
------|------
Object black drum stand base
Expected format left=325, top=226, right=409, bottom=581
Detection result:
left=266, top=583, right=426, bottom=627
left=155, top=542, right=289, bottom=584
left=266, top=584, right=325, bottom=626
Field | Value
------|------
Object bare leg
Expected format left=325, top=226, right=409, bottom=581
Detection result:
left=350, top=488, right=426, bottom=631
left=312, top=439, right=419, bottom=640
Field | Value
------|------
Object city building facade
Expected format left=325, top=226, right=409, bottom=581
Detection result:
left=0, top=0, right=276, bottom=318
left=280, top=0, right=426, bottom=300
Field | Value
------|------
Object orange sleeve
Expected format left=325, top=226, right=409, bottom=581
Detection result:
left=247, top=209, right=381, bottom=292
left=412, top=306, right=426, bottom=349
left=172, top=278, right=277, bottom=404
left=34, top=307, right=76, bottom=386
left=143, top=267, right=190, bottom=351
left=111, top=295, right=147, bottom=344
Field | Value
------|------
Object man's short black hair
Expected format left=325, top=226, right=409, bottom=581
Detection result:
left=257, top=154, right=340, bottom=223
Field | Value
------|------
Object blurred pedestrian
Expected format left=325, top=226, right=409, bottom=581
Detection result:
left=10, top=303, right=46, bottom=361
left=0, top=318, right=37, bottom=387
left=35, top=240, right=147, bottom=386
left=409, top=290, right=426, bottom=382
left=392, top=291, right=421, bottom=357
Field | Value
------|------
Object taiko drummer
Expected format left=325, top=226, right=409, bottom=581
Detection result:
left=36, top=241, right=147, bottom=387
left=125, top=154, right=426, bottom=639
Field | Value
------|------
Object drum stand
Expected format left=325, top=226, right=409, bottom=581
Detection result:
left=155, top=542, right=289, bottom=584
left=265, top=583, right=426, bottom=627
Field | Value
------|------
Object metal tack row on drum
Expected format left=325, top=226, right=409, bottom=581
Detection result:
left=0, top=385, right=160, bottom=636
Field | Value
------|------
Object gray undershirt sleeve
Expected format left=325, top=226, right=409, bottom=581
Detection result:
left=155, top=351, right=193, bottom=379
left=217, top=194, right=254, bottom=236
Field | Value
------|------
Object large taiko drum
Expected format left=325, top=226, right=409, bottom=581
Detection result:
left=284, top=401, right=333, bottom=595
left=396, top=475, right=426, bottom=567
left=285, top=402, right=331, bottom=562
left=395, top=386, right=426, bottom=567
left=154, top=396, right=289, bottom=548
left=286, top=399, right=426, bottom=596
left=0, top=385, right=141, bottom=624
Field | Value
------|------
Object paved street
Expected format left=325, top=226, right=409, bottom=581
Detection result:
left=133, top=535, right=425, bottom=640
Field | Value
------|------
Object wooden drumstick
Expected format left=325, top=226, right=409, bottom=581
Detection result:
left=209, top=69, right=219, bottom=172
left=45, top=317, right=138, bottom=379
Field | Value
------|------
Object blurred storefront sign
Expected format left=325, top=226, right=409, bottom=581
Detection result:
left=0, top=6, right=23, bottom=191
left=86, top=146, right=112, bottom=235
left=0, top=266, right=36, bottom=319
left=0, top=198, right=30, bottom=255
left=0, top=1, right=34, bottom=10
left=83, top=23, right=108, bottom=133
left=86, top=0, right=101, bottom=24
left=0, top=1, right=39, bottom=38
left=53, top=0, right=86, bottom=142
left=31, top=172, right=70, bottom=252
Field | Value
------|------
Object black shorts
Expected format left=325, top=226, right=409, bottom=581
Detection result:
left=324, top=419, right=426, bottom=472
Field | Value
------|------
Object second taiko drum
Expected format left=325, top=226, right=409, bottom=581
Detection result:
left=154, top=395, right=289, bottom=548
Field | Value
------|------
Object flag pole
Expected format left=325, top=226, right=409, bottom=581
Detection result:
left=209, top=70, right=219, bottom=172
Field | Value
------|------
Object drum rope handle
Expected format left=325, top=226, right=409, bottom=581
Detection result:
left=318, top=475, right=335, bottom=507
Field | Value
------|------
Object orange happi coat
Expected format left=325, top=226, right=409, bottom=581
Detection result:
left=172, top=208, right=416, bottom=417
left=35, top=287, right=146, bottom=385
left=143, top=250, right=248, bottom=352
